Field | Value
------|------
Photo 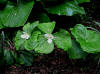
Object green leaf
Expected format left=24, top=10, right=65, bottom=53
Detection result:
left=0, top=20, right=5, bottom=29
left=71, top=24, right=100, bottom=53
left=0, top=0, right=6, bottom=3
left=41, top=0, right=58, bottom=2
left=15, top=21, right=39, bottom=50
left=35, top=35, right=54, bottom=54
left=14, top=31, right=25, bottom=50
left=4, top=50, right=14, bottom=65
left=37, top=22, right=55, bottom=34
left=0, top=1, right=34, bottom=27
left=25, top=31, right=41, bottom=50
left=0, top=32, right=3, bottom=54
left=67, top=40, right=87, bottom=59
left=46, top=1, right=85, bottom=16
left=39, top=13, right=50, bottom=23
left=54, top=29, right=72, bottom=51
left=0, top=25, right=5, bottom=29
left=74, top=0, right=90, bottom=4
left=23, top=21, right=39, bottom=34
left=10, top=51, right=18, bottom=62
left=19, top=51, right=34, bottom=66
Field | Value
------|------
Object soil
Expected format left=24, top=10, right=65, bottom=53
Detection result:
left=2, top=49, right=100, bottom=74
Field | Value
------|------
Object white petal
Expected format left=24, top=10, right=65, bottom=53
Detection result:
left=25, top=35, right=30, bottom=39
left=44, top=33, right=54, bottom=39
left=21, top=32, right=30, bottom=39
left=48, top=39, right=52, bottom=44
left=44, top=34, right=49, bottom=38
left=21, top=35, right=25, bottom=38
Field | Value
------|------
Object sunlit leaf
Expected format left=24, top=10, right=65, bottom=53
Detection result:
left=0, top=1, right=34, bottom=27
left=35, top=35, right=54, bottom=54
left=46, top=1, right=85, bottom=16
left=54, top=29, right=72, bottom=51
left=71, top=24, right=100, bottom=53
left=37, top=22, right=55, bottom=34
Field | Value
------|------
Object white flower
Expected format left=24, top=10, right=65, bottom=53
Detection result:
left=44, top=34, right=54, bottom=44
left=48, top=39, right=52, bottom=44
left=21, top=32, right=30, bottom=39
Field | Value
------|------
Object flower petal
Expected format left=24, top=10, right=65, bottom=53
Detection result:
left=48, top=39, right=52, bottom=44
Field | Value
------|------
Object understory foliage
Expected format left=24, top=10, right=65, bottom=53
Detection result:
left=1, top=0, right=100, bottom=66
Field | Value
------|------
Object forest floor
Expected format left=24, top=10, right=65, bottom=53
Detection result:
left=3, top=49, right=100, bottom=74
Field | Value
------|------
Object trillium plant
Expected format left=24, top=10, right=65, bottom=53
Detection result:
left=15, top=21, right=72, bottom=54
left=2, top=0, right=100, bottom=66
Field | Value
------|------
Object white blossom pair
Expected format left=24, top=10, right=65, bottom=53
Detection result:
left=44, top=34, right=54, bottom=44
left=21, top=32, right=54, bottom=44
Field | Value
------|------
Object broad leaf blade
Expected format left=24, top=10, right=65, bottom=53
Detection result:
left=67, top=40, right=87, bottom=59
left=0, top=20, right=5, bottom=29
left=4, top=50, right=14, bottom=65
left=39, top=13, right=50, bottom=23
left=71, top=24, right=100, bottom=53
left=14, top=31, right=25, bottom=50
left=19, top=51, right=34, bottom=66
left=0, top=1, right=34, bottom=27
left=35, top=35, right=54, bottom=54
left=23, top=21, right=39, bottom=34
left=37, top=22, right=55, bottom=34
left=0, top=0, right=6, bottom=3
left=25, top=31, right=41, bottom=50
left=54, top=29, right=72, bottom=51
left=74, top=0, right=90, bottom=4
left=46, top=1, right=85, bottom=16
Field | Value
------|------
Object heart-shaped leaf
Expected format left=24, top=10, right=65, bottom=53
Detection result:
left=54, top=29, right=72, bottom=51
left=25, top=31, right=41, bottom=50
left=0, top=1, right=34, bottom=27
left=46, top=1, right=85, bottom=16
left=71, top=24, right=100, bottom=53
left=35, top=35, right=54, bottom=54
left=37, top=22, right=55, bottom=34
left=23, top=21, right=39, bottom=34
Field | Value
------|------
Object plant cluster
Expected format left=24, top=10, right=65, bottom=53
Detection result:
left=1, top=0, right=100, bottom=66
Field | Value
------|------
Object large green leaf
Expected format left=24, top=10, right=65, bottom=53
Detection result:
left=54, top=29, right=72, bottom=51
left=14, top=31, right=25, bottom=50
left=25, top=31, right=41, bottom=51
left=35, top=35, right=54, bottom=54
left=46, top=1, right=85, bottom=16
left=74, top=0, right=90, bottom=4
left=67, top=40, right=87, bottom=59
left=71, top=24, right=100, bottom=53
left=37, top=22, right=55, bottom=34
left=23, top=21, right=39, bottom=34
left=0, top=1, right=34, bottom=27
